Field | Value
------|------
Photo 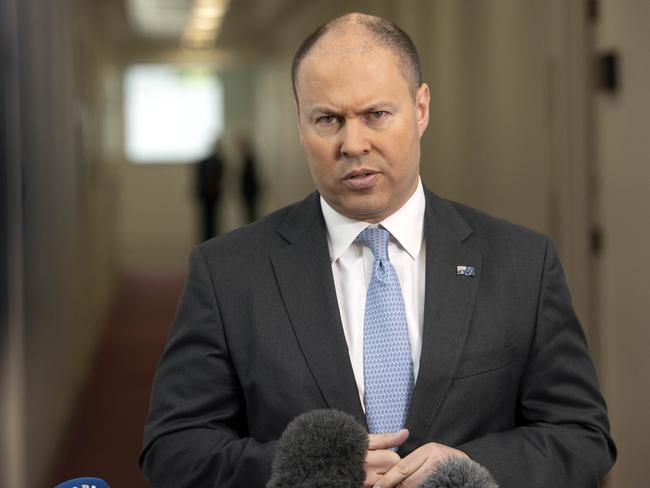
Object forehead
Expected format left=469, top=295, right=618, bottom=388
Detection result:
left=296, top=36, right=411, bottom=108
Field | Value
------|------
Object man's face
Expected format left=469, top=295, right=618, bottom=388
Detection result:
left=295, top=33, right=430, bottom=223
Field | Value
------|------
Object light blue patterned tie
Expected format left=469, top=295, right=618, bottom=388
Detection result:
left=358, top=227, right=413, bottom=434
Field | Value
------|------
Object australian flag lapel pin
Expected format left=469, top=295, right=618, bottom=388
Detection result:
left=456, top=265, right=476, bottom=277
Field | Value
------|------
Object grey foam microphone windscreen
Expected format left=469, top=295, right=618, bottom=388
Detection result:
left=266, top=409, right=369, bottom=488
left=419, top=456, right=499, bottom=488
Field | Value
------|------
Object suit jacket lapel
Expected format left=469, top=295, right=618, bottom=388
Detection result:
left=402, top=190, right=482, bottom=453
left=270, top=193, right=367, bottom=428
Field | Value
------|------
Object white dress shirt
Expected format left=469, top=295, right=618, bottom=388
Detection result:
left=321, top=178, right=426, bottom=408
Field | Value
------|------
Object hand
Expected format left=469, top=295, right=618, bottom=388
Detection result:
left=372, top=442, right=469, bottom=488
left=362, top=429, right=409, bottom=488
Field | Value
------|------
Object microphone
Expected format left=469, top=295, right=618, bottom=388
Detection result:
left=419, top=456, right=499, bottom=488
left=266, top=409, right=369, bottom=488
left=54, top=477, right=110, bottom=488
left=267, top=408, right=498, bottom=488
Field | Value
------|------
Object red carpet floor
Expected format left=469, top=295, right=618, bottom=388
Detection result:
left=49, top=271, right=185, bottom=488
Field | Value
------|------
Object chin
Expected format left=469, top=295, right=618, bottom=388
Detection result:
left=328, top=193, right=388, bottom=222
left=345, top=205, right=387, bottom=223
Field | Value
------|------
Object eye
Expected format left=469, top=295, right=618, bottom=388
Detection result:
left=367, top=111, right=388, bottom=121
left=316, top=115, right=339, bottom=125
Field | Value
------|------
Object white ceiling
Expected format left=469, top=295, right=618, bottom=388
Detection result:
left=126, top=0, right=192, bottom=38
left=123, top=0, right=300, bottom=48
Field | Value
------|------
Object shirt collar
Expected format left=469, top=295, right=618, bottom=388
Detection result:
left=320, top=177, right=425, bottom=262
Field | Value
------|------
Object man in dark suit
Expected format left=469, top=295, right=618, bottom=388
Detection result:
left=140, top=13, right=615, bottom=487
left=195, top=139, right=225, bottom=241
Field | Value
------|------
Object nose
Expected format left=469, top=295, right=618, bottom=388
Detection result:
left=339, top=119, right=370, bottom=158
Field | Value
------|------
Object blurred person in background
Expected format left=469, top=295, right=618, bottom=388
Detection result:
left=141, top=12, right=615, bottom=488
left=195, top=138, right=225, bottom=241
left=238, top=134, right=261, bottom=223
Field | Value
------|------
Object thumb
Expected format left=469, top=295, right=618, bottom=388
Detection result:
left=368, top=429, right=409, bottom=450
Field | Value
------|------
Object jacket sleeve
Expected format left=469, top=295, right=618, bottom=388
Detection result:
left=139, top=246, right=276, bottom=487
left=457, top=238, right=616, bottom=487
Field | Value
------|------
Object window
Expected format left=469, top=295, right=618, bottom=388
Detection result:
left=124, top=64, right=223, bottom=163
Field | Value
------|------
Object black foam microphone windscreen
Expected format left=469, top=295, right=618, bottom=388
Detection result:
left=266, top=409, right=369, bottom=488
left=419, top=456, right=499, bottom=488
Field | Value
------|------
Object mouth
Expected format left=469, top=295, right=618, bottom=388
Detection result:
left=343, top=169, right=380, bottom=190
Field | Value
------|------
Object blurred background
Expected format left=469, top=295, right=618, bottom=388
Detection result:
left=1, top=0, right=648, bottom=486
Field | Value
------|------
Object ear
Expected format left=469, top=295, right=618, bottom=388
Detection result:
left=415, top=83, right=430, bottom=138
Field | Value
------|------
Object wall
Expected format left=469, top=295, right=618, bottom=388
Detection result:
left=595, top=1, right=650, bottom=486
left=2, top=0, right=119, bottom=486
left=1, top=0, right=25, bottom=485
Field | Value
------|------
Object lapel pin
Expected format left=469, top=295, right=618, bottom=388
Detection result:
left=456, top=265, right=476, bottom=277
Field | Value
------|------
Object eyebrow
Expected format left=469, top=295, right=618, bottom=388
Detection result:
left=308, top=101, right=395, bottom=116
left=308, top=105, right=339, bottom=115
left=363, top=101, right=394, bottom=111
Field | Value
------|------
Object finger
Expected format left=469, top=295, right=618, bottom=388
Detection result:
left=363, top=469, right=380, bottom=488
left=391, top=453, right=463, bottom=488
left=372, top=450, right=427, bottom=488
left=386, top=463, right=437, bottom=488
left=366, top=449, right=401, bottom=473
left=368, top=429, right=409, bottom=450
left=364, top=450, right=401, bottom=488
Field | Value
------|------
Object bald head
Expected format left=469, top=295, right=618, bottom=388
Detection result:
left=291, top=13, right=422, bottom=103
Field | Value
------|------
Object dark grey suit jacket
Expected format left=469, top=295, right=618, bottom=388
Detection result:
left=140, top=189, right=615, bottom=487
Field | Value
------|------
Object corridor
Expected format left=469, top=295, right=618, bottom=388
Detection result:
left=2, top=1, right=649, bottom=487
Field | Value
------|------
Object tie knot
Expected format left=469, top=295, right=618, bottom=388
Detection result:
left=357, top=227, right=390, bottom=261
